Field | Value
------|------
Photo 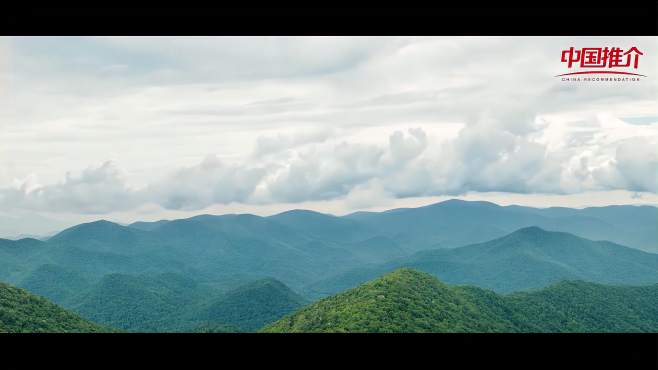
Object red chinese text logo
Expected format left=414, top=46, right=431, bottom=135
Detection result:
left=556, top=47, right=646, bottom=77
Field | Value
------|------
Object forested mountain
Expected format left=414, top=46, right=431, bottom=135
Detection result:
left=0, top=282, right=109, bottom=333
left=305, top=227, right=658, bottom=297
left=264, top=269, right=658, bottom=333
left=198, top=278, right=307, bottom=332
left=72, top=272, right=212, bottom=332
left=34, top=215, right=364, bottom=289
left=68, top=273, right=304, bottom=332
left=1, top=200, right=656, bottom=296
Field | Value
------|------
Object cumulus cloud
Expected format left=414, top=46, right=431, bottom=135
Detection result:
left=0, top=161, right=139, bottom=214
left=253, top=140, right=385, bottom=203
left=2, top=114, right=657, bottom=214
left=0, top=117, right=655, bottom=214
left=593, top=137, right=658, bottom=192
left=344, top=179, right=395, bottom=210
left=146, top=155, right=267, bottom=211
left=387, top=127, right=428, bottom=165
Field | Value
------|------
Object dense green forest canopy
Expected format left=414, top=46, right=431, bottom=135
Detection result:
left=70, top=273, right=305, bottom=332
left=0, top=282, right=110, bottom=333
left=263, top=269, right=658, bottom=333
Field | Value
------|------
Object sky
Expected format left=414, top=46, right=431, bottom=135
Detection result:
left=0, top=36, right=656, bottom=237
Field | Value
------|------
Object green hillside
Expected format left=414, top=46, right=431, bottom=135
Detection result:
left=70, top=273, right=305, bottom=332
left=264, top=269, right=658, bottom=333
left=19, top=264, right=91, bottom=305
left=72, top=272, right=215, bottom=332
left=504, top=281, right=658, bottom=332
left=0, top=282, right=109, bottom=333
left=199, top=278, right=307, bottom=332
left=265, top=269, right=516, bottom=332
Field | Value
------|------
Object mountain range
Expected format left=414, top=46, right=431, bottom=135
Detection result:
left=0, top=199, right=656, bottom=332
left=2, top=199, right=655, bottom=288
left=344, top=199, right=657, bottom=252
left=304, top=226, right=658, bottom=297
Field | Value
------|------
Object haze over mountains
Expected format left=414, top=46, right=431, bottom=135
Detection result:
left=344, top=199, right=657, bottom=252
left=305, top=226, right=658, bottom=297
left=0, top=199, right=656, bottom=332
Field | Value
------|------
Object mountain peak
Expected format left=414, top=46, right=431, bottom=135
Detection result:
left=504, top=226, right=583, bottom=242
left=49, top=219, right=136, bottom=244
left=511, top=225, right=548, bottom=235
left=383, top=267, right=432, bottom=280
left=67, top=219, right=123, bottom=231
left=262, top=268, right=487, bottom=333
left=432, top=199, right=500, bottom=208
left=495, top=226, right=569, bottom=246
left=204, top=277, right=307, bottom=332
left=86, top=219, right=116, bottom=225
left=264, top=266, right=658, bottom=333
left=270, top=209, right=335, bottom=219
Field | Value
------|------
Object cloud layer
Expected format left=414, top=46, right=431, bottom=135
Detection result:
left=0, top=36, right=656, bottom=217
left=2, top=116, right=655, bottom=214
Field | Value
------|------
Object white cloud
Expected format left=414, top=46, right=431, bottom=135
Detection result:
left=1, top=116, right=656, bottom=214
left=593, top=137, right=658, bottom=192
left=344, top=179, right=395, bottom=210
left=146, top=155, right=267, bottom=211
left=1, top=161, right=139, bottom=214
left=252, top=127, right=335, bottom=157
left=0, top=36, right=656, bottom=222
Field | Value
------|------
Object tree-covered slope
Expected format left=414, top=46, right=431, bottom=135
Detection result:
left=72, top=272, right=215, bottom=332
left=0, top=282, right=109, bottom=333
left=19, top=264, right=91, bottom=305
left=264, top=269, right=518, bottom=333
left=264, top=269, right=658, bottom=333
left=70, top=273, right=306, bottom=332
left=504, top=281, right=658, bottom=332
left=199, top=278, right=307, bottom=332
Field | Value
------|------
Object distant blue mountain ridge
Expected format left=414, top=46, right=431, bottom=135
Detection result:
left=0, top=199, right=655, bottom=331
